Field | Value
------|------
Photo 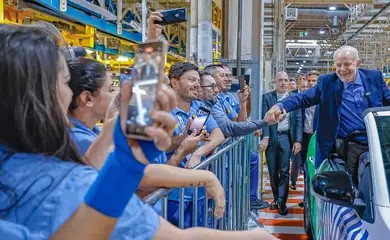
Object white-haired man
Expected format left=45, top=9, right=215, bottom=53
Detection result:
left=265, top=45, right=390, bottom=185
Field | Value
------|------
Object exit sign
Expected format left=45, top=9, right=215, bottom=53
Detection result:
left=299, top=32, right=308, bottom=37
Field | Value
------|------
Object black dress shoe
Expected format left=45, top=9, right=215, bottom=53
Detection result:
left=269, top=200, right=279, bottom=210
left=250, top=199, right=270, bottom=210
left=298, top=201, right=304, bottom=208
left=279, top=203, right=288, bottom=215
left=290, top=184, right=297, bottom=190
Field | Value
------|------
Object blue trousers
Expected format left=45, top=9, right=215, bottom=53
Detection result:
left=167, top=199, right=213, bottom=228
left=250, top=152, right=260, bottom=200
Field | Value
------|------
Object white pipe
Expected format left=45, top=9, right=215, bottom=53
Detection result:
left=142, top=0, right=147, bottom=42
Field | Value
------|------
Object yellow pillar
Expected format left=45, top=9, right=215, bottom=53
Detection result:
left=0, top=0, right=4, bottom=23
left=85, top=25, right=95, bottom=48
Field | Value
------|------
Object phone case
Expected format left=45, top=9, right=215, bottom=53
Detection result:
left=158, top=8, right=187, bottom=25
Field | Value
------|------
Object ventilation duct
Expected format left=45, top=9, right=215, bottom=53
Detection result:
left=297, top=9, right=349, bottom=17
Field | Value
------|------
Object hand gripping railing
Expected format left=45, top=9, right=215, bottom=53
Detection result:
left=144, top=135, right=254, bottom=230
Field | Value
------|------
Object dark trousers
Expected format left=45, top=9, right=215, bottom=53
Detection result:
left=266, top=134, right=291, bottom=204
left=290, top=152, right=301, bottom=186
left=334, top=139, right=369, bottom=185
left=300, top=132, right=314, bottom=170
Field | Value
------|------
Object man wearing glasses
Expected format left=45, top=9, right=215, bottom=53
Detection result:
left=265, top=46, right=390, bottom=183
left=198, top=68, right=278, bottom=210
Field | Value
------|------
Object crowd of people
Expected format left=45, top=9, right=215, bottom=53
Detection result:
left=0, top=14, right=280, bottom=240
left=1, top=10, right=389, bottom=240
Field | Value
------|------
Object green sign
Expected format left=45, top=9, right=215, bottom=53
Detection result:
left=299, top=32, right=308, bottom=37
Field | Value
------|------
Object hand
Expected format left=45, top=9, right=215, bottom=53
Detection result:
left=258, top=138, right=269, bottom=152
left=264, top=105, right=286, bottom=125
left=104, top=93, right=120, bottom=128
left=205, top=175, right=226, bottom=218
left=147, top=11, right=164, bottom=41
left=292, top=142, right=302, bottom=155
left=237, top=85, right=250, bottom=103
left=178, top=129, right=206, bottom=156
left=120, top=82, right=177, bottom=164
left=185, top=154, right=202, bottom=169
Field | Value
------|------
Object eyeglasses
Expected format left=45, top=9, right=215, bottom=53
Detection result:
left=200, top=84, right=218, bottom=89
left=335, top=62, right=355, bottom=69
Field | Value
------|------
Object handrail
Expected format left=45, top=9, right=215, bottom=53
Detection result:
left=144, top=136, right=244, bottom=205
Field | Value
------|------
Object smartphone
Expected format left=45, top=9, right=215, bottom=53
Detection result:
left=239, top=75, right=246, bottom=92
left=120, top=40, right=168, bottom=140
left=187, top=107, right=211, bottom=136
left=244, top=74, right=250, bottom=85
left=156, top=8, right=187, bottom=25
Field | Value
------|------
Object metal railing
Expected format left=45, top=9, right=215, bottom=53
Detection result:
left=144, top=135, right=256, bottom=230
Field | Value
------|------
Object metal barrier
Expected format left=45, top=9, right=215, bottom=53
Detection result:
left=144, top=135, right=256, bottom=230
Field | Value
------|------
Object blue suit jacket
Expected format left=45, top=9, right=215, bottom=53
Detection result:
left=262, top=91, right=303, bottom=145
left=279, top=69, right=390, bottom=168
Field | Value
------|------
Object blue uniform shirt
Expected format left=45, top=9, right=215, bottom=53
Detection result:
left=338, top=72, right=369, bottom=138
left=0, top=146, right=160, bottom=240
left=215, top=92, right=238, bottom=121
left=166, top=100, right=219, bottom=202
left=225, top=92, right=241, bottom=114
left=69, top=117, right=101, bottom=156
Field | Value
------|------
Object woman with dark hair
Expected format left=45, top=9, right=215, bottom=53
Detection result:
left=0, top=24, right=275, bottom=240
left=67, top=58, right=117, bottom=157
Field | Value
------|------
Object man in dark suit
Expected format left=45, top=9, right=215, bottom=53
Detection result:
left=259, top=71, right=303, bottom=215
left=265, top=46, right=390, bottom=185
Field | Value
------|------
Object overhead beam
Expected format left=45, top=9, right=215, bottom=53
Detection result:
left=284, top=0, right=372, bottom=4
left=343, top=1, right=390, bottom=44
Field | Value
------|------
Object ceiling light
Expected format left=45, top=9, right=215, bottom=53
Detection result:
left=308, top=50, right=313, bottom=53
left=300, top=64, right=304, bottom=67
left=329, top=6, right=336, bottom=11
left=319, top=30, right=325, bottom=34
left=305, top=54, right=309, bottom=57
left=296, top=62, right=299, bottom=65
left=303, top=61, right=306, bottom=63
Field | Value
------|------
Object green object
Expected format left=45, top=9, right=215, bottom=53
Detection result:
left=299, top=32, right=309, bottom=37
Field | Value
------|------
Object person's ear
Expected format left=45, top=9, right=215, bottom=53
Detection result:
left=170, top=78, right=179, bottom=90
left=79, top=91, right=94, bottom=108
left=356, top=60, right=361, bottom=68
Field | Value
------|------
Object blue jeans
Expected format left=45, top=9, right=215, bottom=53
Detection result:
left=167, top=199, right=213, bottom=228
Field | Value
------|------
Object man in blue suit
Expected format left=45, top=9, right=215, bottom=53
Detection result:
left=265, top=46, right=390, bottom=184
left=260, top=71, right=303, bottom=215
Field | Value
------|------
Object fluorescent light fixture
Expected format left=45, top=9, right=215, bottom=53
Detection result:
left=308, top=50, right=313, bottom=53
left=329, top=6, right=336, bottom=11
left=300, top=64, right=304, bottom=67
left=303, top=61, right=306, bottom=63
left=319, top=30, right=325, bottom=34
left=305, top=54, right=309, bottom=57
left=296, top=62, right=299, bottom=65
left=117, top=56, right=129, bottom=62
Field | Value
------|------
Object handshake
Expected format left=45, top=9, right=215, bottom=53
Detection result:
left=264, top=105, right=287, bottom=125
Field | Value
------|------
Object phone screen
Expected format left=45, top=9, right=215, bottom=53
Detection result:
left=188, top=107, right=210, bottom=135
left=122, top=41, right=167, bottom=138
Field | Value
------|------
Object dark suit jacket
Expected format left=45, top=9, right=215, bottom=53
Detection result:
left=262, top=91, right=303, bottom=145
left=279, top=69, right=390, bottom=168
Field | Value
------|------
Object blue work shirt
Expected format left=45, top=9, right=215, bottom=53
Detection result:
left=226, top=92, right=241, bottom=114
left=166, top=100, right=219, bottom=202
left=0, top=146, right=160, bottom=240
left=69, top=117, right=101, bottom=156
left=216, top=92, right=238, bottom=121
left=338, top=72, right=369, bottom=138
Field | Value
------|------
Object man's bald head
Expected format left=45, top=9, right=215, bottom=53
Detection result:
left=273, top=71, right=289, bottom=94
left=275, top=71, right=288, bottom=80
